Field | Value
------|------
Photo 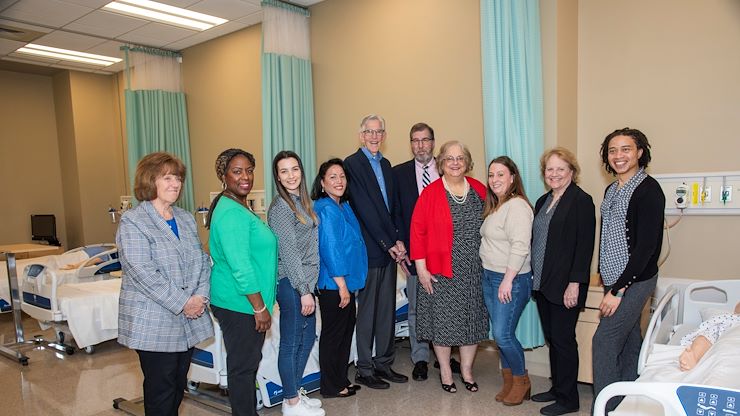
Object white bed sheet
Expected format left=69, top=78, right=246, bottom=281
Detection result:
left=611, top=323, right=740, bottom=415
left=56, top=279, right=121, bottom=348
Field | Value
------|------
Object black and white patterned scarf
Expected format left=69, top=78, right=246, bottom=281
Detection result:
left=599, top=168, right=647, bottom=286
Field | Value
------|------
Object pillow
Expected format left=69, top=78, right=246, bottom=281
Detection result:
left=700, top=307, right=731, bottom=322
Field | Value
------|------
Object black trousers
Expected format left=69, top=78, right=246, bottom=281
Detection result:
left=318, top=289, right=356, bottom=395
left=212, top=305, right=265, bottom=416
left=355, top=263, right=397, bottom=376
left=535, top=291, right=581, bottom=410
left=136, top=348, right=194, bottom=416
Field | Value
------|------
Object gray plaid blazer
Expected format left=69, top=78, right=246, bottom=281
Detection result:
left=116, top=201, right=214, bottom=352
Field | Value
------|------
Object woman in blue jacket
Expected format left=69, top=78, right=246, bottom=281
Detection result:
left=311, top=158, right=368, bottom=399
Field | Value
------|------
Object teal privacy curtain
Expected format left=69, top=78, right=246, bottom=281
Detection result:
left=261, top=0, right=317, bottom=204
left=481, top=0, right=545, bottom=348
left=123, top=46, right=195, bottom=211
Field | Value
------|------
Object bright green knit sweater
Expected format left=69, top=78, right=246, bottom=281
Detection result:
left=209, top=196, right=277, bottom=314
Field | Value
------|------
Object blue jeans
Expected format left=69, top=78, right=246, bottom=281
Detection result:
left=277, top=277, right=316, bottom=400
left=482, top=269, right=532, bottom=376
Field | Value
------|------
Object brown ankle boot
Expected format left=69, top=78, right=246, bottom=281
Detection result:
left=495, top=368, right=513, bottom=402
left=503, top=371, right=531, bottom=406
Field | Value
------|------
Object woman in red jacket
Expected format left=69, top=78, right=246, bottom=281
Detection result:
left=410, top=140, right=489, bottom=394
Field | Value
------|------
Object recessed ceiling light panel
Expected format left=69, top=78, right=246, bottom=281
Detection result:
left=16, top=44, right=122, bottom=66
left=103, top=0, right=228, bottom=31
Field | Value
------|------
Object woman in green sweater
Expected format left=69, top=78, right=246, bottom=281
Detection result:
left=207, top=148, right=277, bottom=416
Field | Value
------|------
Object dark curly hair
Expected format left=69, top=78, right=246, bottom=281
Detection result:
left=600, top=128, right=652, bottom=175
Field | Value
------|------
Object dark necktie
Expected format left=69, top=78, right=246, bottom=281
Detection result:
left=422, top=165, right=431, bottom=188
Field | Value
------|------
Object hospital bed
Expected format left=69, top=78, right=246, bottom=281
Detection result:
left=595, top=279, right=740, bottom=415
left=186, top=304, right=323, bottom=410
left=184, top=285, right=409, bottom=412
left=18, top=244, right=121, bottom=354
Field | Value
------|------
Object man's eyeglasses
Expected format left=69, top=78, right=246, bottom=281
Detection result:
left=410, top=138, right=433, bottom=144
left=443, top=156, right=466, bottom=163
left=362, top=129, right=386, bottom=137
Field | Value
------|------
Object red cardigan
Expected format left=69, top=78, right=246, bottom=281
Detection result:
left=410, top=177, right=487, bottom=278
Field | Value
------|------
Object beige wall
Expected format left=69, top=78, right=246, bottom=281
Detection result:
left=67, top=71, right=127, bottom=244
left=0, top=69, right=124, bottom=248
left=310, top=0, right=486, bottom=178
left=578, top=0, right=740, bottom=279
left=0, top=70, right=67, bottom=246
left=52, top=71, right=82, bottom=248
left=181, top=24, right=263, bottom=241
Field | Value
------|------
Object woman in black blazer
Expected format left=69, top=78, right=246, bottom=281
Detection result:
left=530, top=148, right=595, bottom=416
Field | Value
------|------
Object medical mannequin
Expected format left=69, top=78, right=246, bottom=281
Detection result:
left=679, top=302, right=740, bottom=371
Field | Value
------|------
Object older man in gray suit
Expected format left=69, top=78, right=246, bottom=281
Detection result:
left=117, top=152, right=214, bottom=415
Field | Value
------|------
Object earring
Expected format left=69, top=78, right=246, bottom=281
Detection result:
left=221, top=182, right=226, bottom=190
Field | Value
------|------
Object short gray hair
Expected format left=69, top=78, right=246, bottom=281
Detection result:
left=436, top=140, right=473, bottom=175
left=359, top=114, right=386, bottom=132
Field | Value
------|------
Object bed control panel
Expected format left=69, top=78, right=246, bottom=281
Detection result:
left=677, top=385, right=739, bottom=416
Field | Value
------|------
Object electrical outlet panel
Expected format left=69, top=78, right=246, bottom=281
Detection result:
left=654, top=171, right=740, bottom=215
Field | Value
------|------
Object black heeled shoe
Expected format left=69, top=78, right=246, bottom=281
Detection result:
left=461, top=378, right=478, bottom=392
left=440, top=375, right=457, bottom=393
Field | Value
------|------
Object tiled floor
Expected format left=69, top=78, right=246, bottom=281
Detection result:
left=0, top=312, right=595, bottom=415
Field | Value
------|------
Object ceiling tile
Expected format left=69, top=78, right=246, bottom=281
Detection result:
left=160, top=0, right=201, bottom=8
left=0, top=18, right=53, bottom=33
left=62, top=0, right=110, bottom=7
left=188, top=0, right=260, bottom=21
left=118, top=22, right=196, bottom=48
left=1, top=0, right=94, bottom=28
left=0, top=36, right=25, bottom=54
left=2, top=55, right=53, bottom=66
left=86, top=39, right=125, bottom=57
left=235, top=11, right=262, bottom=27
left=65, top=10, right=148, bottom=38
left=105, top=60, right=123, bottom=72
left=8, top=50, right=59, bottom=65
left=35, top=30, right=106, bottom=50
left=0, top=0, right=20, bottom=13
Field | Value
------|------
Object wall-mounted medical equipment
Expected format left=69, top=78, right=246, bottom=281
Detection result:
left=107, top=196, right=134, bottom=223
left=674, top=183, right=688, bottom=209
left=653, top=171, right=740, bottom=215
left=196, top=205, right=209, bottom=227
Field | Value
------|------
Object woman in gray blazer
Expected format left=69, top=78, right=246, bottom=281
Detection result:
left=117, top=152, right=214, bottom=415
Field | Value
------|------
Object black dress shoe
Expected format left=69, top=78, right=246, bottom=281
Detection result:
left=321, top=388, right=356, bottom=399
left=412, top=361, right=428, bottom=381
left=532, top=390, right=557, bottom=403
left=374, top=367, right=409, bottom=383
left=347, top=384, right=361, bottom=393
left=355, top=374, right=390, bottom=389
left=434, top=358, right=461, bottom=374
left=540, top=402, right=579, bottom=416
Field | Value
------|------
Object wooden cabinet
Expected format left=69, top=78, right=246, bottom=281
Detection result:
left=576, top=286, right=604, bottom=383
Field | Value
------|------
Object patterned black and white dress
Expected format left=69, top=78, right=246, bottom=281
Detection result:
left=416, top=188, right=489, bottom=346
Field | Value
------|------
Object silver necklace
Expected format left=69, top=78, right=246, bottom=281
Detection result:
left=442, top=176, right=469, bottom=204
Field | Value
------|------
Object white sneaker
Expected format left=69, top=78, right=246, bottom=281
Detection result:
left=281, top=399, right=325, bottom=416
left=299, top=387, right=322, bottom=408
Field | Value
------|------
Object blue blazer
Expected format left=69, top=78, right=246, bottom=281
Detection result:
left=344, top=148, right=404, bottom=267
left=116, top=201, right=214, bottom=352
left=315, top=197, right=368, bottom=292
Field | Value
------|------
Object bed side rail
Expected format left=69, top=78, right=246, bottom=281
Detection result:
left=638, top=287, right=679, bottom=375
left=594, top=381, right=740, bottom=416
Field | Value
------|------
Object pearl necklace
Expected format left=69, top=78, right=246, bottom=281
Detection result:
left=442, top=176, right=469, bottom=204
